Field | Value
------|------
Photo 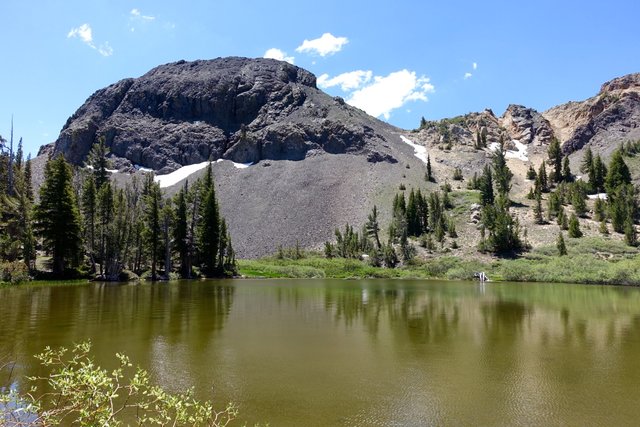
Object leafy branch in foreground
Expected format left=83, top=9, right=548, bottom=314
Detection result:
left=1, top=342, right=237, bottom=426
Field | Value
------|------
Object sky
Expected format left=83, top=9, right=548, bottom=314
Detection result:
left=1, top=0, right=639, bottom=158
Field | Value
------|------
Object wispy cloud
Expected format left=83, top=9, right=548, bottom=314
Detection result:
left=345, top=70, right=434, bottom=119
left=67, top=23, right=113, bottom=56
left=464, top=72, right=473, bottom=79
left=473, top=62, right=478, bottom=70
left=317, top=70, right=372, bottom=91
left=296, top=33, right=348, bottom=57
left=263, top=48, right=295, bottom=64
left=129, top=8, right=156, bottom=32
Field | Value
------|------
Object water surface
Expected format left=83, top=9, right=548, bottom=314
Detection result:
left=1, top=279, right=640, bottom=425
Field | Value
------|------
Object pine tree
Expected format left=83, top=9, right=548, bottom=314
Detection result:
left=537, top=162, right=549, bottom=192
left=557, top=232, right=567, bottom=256
left=81, top=175, right=97, bottom=273
left=493, top=136, right=513, bottom=196
left=562, top=156, right=572, bottom=182
left=591, top=155, right=606, bottom=193
left=526, top=164, right=537, bottom=180
left=197, top=175, right=220, bottom=277
left=479, top=165, right=494, bottom=206
left=534, top=191, right=544, bottom=224
left=568, top=213, right=582, bottom=238
left=419, top=116, right=427, bottom=129
left=581, top=145, right=593, bottom=173
left=365, top=205, right=382, bottom=248
left=97, top=182, right=114, bottom=277
left=426, top=155, right=434, bottom=182
left=173, top=185, right=190, bottom=278
left=34, top=155, right=83, bottom=276
left=624, top=215, right=637, bottom=246
left=24, top=154, right=33, bottom=202
left=86, top=139, right=111, bottom=189
left=548, top=138, right=563, bottom=183
left=571, top=185, right=588, bottom=218
left=144, top=181, right=162, bottom=281
left=605, top=150, right=631, bottom=194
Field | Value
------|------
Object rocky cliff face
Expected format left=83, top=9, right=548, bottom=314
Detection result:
left=53, top=57, right=398, bottom=173
left=543, top=73, right=640, bottom=155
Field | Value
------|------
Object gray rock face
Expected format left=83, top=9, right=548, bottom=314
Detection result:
left=560, top=75, right=640, bottom=155
left=53, top=57, right=398, bottom=172
left=501, top=104, right=554, bottom=146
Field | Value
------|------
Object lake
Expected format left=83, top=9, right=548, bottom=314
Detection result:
left=1, top=279, right=640, bottom=426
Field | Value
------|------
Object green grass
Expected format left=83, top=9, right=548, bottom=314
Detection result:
left=239, top=238, right=640, bottom=286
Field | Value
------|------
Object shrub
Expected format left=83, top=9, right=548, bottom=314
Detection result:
left=0, top=261, right=30, bottom=284
left=0, top=342, right=238, bottom=426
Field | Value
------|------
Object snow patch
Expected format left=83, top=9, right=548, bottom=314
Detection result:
left=588, top=193, right=608, bottom=200
left=215, top=159, right=253, bottom=169
left=489, top=140, right=528, bottom=161
left=400, top=135, right=428, bottom=164
left=105, top=168, right=119, bottom=174
left=134, top=164, right=153, bottom=172
left=154, top=161, right=210, bottom=188
left=154, top=159, right=254, bottom=188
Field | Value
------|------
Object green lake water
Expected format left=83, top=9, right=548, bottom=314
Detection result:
left=2, top=279, right=640, bottom=426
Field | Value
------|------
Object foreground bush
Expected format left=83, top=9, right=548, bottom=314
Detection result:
left=0, top=342, right=237, bottom=426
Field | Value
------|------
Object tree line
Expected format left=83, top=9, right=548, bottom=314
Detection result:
left=0, top=138, right=237, bottom=282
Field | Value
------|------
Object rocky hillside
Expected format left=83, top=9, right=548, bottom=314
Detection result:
left=52, top=57, right=399, bottom=173
left=44, top=60, right=640, bottom=258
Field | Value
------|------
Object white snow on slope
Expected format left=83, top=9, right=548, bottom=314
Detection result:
left=134, top=164, right=153, bottom=172
left=588, top=193, right=608, bottom=200
left=489, top=140, right=528, bottom=161
left=105, top=168, right=119, bottom=174
left=153, top=160, right=253, bottom=188
left=154, top=161, right=210, bottom=188
left=400, top=135, right=428, bottom=164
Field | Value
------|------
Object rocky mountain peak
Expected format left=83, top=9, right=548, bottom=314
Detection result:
left=599, top=72, right=640, bottom=94
left=52, top=57, right=396, bottom=173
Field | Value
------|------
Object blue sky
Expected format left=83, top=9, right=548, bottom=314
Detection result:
left=1, top=0, right=639, bottom=157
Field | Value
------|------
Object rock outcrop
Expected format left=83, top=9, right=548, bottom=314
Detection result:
left=53, top=57, right=399, bottom=173
left=543, top=73, right=640, bottom=155
left=501, top=104, right=554, bottom=146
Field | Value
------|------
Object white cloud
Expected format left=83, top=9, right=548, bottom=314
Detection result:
left=67, top=24, right=93, bottom=45
left=317, top=70, right=372, bottom=91
left=68, top=23, right=113, bottom=56
left=295, top=33, right=348, bottom=57
left=130, top=8, right=155, bottom=21
left=473, top=62, right=478, bottom=70
left=263, top=48, right=295, bottom=64
left=346, top=70, right=434, bottom=119
left=464, top=72, right=473, bottom=79
left=98, top=42, right=113, bottom=57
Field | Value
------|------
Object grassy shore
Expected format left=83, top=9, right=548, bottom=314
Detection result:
left=239, top=237, right=640, bottom=286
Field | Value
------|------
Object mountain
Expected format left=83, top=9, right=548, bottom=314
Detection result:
left=51, top=57, right=399, bottom=172
left=43, top=60, right=640, bottom=258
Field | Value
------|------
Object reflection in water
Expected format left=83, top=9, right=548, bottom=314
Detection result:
left=2, top=280, right=640, bottom=426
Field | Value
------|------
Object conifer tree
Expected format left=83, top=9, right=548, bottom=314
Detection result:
left=605, top=150, right=631, bottom=194
left=581, top=145, right=593, bottom=174
left=492, top=136, right=513, bottom=196
left=568, top=213, right=582, bottom=238
left=534, top=191, right=544, bottom=224
left=571, top=185, right=588, bottom=218
left=548, top=138, right=563, bottom=183
left=365, top=205, right=382, bottom=248
left=426, top=155, right=434, bottom=182
left=479, top=165, right=494, bottom=206
left=557, top=232, right=567, bottom=256
left=197, top=170, right=220, bottom=277
left=144, top=181, right=162, bottom=281
left=537, top=162, right=549, bottom=192
left=562, top=156, right=572, bottom=182
left=81, top=175, right=97, bottom=272
left=173, top=185, right=190, bottom=278
left=86, top=138, right=111, bottom=189
left=34, top=155, right=83, bottom=276
left=526, top=164, right=537, bottom=180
